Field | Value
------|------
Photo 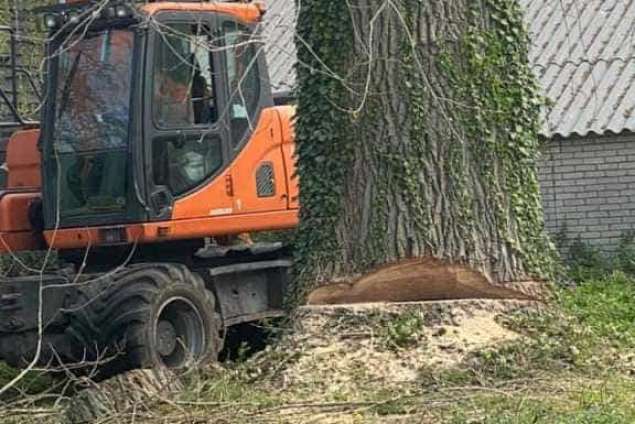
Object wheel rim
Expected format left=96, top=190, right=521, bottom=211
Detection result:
left=155, top=297, right=206, bottom=367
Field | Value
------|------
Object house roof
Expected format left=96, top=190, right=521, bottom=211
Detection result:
left=521, top=0, right=635, bottom=138
left=261, top=0, right=635, bottom=138
left=261, top=0, right=296, bottom=93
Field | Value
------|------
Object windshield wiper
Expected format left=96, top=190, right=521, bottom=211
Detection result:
left=58, top=51, right=82, bottom=118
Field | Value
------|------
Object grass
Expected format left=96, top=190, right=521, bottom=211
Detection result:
left=444, top=376, right=635, bottom=423
left=424, top=272, right=635, bottom=423
left=0, top=364, right=56, bottom=398
left=0, top=251, right=59, bottom=277
left=560, top=272, right=635, bottom=346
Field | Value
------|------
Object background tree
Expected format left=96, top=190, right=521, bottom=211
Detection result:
left=292, top=0, right=558, bottom=304
left=0, top=0, right=48, bottom=269
left=0, top=0, right=46, bottom=120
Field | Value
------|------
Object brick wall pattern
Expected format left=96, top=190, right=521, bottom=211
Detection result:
left=538, top=132, right=635, bottom=251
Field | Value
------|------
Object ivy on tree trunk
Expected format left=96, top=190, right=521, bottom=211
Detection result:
left=291, top=0, right=558, bottom=304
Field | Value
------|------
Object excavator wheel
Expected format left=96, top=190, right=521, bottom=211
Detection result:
left=65, top=263, right=222, bottom=377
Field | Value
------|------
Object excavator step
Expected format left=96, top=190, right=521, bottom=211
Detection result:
left=196, top=241, right=285, bottom=259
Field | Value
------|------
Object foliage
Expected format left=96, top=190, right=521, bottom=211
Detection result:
left=0, top=251, right=58, bottom=277
left=445, top=378, right=635, bottom=424
left=179, top=365, right=280, bottom=408
left=429, top=272, right=635, bottom=387
left=566, top=236, right=611, bottom=281
left=290, top=0, right=355, bottom=303
left=0, top=1, right=47, bottom=119
left=380, top=311, right=425, bottom=350
left=0, top=362, right=55, bottom=399
left=613, top=231, right=635, bottom=275
left=566, top=232, right=635, bottom=282
left=560, top=271, right=635, bottom=346
left=176, top=274, right=635, bottom=421
left=440, top=0, right=558, bottom=279
left=415, top=273, right=635, bottom=422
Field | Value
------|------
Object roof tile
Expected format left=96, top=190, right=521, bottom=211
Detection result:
left=262, top=0, right=635, bottom=137
left=521, top=0, right=635, bottom=137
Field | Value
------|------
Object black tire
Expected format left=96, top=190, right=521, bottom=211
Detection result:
left=66, top=264, right=222, bottom=376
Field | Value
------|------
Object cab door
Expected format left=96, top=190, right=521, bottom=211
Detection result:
left=218, top=19, right=288, bottom=215
left=144, top=14, right=233, bottom=221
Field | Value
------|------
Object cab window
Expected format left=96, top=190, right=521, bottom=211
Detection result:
left=223, top=21, right=261, bottom=147
left=151, top=22, right=223, bottom=196
left=153, top=23, right=218, bottom=127
left=152, top=135, right=222, bottom=195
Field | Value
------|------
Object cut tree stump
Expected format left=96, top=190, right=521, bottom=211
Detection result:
left=65, top=368, right=183, bottom=424
left=307, top=258, right=547, bottom=305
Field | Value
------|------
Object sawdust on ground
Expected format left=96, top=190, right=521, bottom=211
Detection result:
left=277, top=299, right=533, bottom=396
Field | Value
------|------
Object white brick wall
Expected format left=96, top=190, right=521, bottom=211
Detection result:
left=538, top=132, right=635, bottom=251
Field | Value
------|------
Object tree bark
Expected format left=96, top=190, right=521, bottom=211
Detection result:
left=292, top=0, right=556, bottom=304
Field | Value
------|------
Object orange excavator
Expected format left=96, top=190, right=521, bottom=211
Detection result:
left=0, top=0, right=299, bottom=374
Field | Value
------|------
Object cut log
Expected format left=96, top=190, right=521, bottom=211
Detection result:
left=308, top=258, right=546, bottom=305
left=65, top=368, right=183, bottom=424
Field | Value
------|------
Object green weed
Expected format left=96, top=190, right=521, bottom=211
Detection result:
left=380, top=311, right=425, bottom=350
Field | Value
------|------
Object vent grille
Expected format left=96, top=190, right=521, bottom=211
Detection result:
left=256, top=163, right=275, bottom=198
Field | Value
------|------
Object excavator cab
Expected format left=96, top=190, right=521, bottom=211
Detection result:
left=36, top=1, right=297, bottom=248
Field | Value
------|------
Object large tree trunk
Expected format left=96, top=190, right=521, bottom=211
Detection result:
left=291, top=0, right=557, bottom=304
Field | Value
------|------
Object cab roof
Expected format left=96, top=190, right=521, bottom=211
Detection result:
left=140, top=2, right=264, bottom=24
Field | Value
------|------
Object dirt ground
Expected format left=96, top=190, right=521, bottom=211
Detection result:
left=280, top=299, right=535, bottom=392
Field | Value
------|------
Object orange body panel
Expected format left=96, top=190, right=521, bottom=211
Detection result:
left=6, top=129, right=41, bottom=189
left=44, top=209, right=298, bottom=250
left=0, top=192, right=38, bottom=232
left=0, top=129, right=42, bottom=254
left=172, top=108, right=289, bottom=219
left=141, top=2, right=263, bottom=23
left=42, top=107, right=299, bottom=251
left=0, top=231, right=42, bottom=254
left=0, top=191, right=42, bottom=254
left=64, top=0, right=264, bottom=22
